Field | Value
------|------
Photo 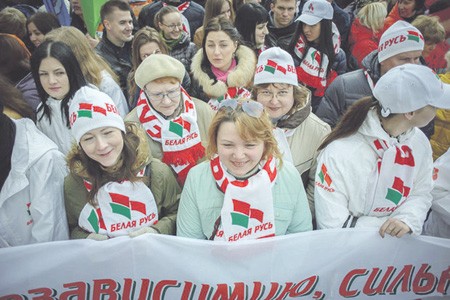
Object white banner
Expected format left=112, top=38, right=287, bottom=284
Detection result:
left=0, top=228, right=449, bottom=300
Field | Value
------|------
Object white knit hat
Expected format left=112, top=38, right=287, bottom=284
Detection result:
left=69, top=86, right=125, bottom=143
left=296, top=0, right=333, bottom=25
left=378, top=21, right=424, bottom=63
left=254, top=47, right=298, bottom=86
left=374, top=64, right=450, bottom=117
left=135, top=54, right=185, bottom=89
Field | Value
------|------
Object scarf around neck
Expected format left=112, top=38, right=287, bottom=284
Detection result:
left=362, top=115, right=416, bottom=217
left=210, top=155, right=278, bottom=242
left=79, top=168, right=159, bottom=237
left=294, top=23, right=341, bottom=97
left=136, top=87, right=204, bottom=184
left=211, top=58, right=237, bottom=83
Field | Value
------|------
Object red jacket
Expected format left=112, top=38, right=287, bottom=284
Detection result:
left=349, top=18, right=382, bottom=68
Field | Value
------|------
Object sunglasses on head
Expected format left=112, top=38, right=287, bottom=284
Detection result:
left=218, top=99, right=264, bottom=118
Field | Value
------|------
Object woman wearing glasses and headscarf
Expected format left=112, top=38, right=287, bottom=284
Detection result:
left=177, top=98, right=312, bottom=241
left=125, top=54, right=214, bottom=186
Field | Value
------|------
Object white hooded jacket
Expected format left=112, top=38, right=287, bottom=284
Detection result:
left=0, top=118, right=69, bottom=247
left=315, top=109, right=433, bottom=234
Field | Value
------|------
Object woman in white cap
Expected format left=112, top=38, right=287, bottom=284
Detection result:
left=190, top=16, right=256, bottom=110
left=177, top=98, right=312, bottom=241
left=125, top=54, right=214, bottom=185
left=65, top=86, right=180, bottom=240
left=314, top=64, right=450, bottom=238
left=289, top=0, right=347, bottom=112
left=252, top=47, right=330, bottom=220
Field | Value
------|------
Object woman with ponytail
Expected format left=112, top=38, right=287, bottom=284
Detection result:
left=314, top=64, right=450, bottom=238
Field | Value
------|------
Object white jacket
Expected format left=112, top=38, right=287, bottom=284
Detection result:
left=36, top=97, right=74, bottom=155
left=315, top=109, right=433, bottom=234
left=423, top=149, right=450, bottom=238
left=0, top=118, right=69, bottom=247
left=99, top=70, right=129, bottom=117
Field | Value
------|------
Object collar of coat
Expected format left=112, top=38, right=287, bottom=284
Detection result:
left=68, top=123, right=151, bottom=179
left=276, top=86, right=312, bottom=129
left=191, top=45, right=256, bottom=98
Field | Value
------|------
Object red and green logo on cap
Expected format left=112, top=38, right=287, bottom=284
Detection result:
left=407, top=30, right=423, bottom=43
left=77, top=103, right=107, bottom=118
left=264, top=59, right=287, bottom=74
left=231, top=199, right=264, bottom=228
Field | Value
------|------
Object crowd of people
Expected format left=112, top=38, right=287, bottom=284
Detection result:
left=0, top=0, right=449, bottom=247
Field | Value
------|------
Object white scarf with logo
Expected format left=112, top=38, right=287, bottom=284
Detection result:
left=364, top=138, right=416, bottom=216
left=136, top=87, right=204, bottom=183
left=78, top=169, right=159, bottom=237
left=210, top=156, right=277, bottom=242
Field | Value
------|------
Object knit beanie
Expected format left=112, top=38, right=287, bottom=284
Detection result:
left=135, top=54, right=185, bottom=89
left=69, top=86, right=125, bottom=143
left=378, top=21, right=424, bottom=63
left=297, top=0, right=333, bottom=25
left=254, top=47, right=298, bottom=86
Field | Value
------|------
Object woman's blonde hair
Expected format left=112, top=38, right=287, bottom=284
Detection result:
left=206, top=98, right=282, bottom=164
left=412, top=15, right=446, bottom=44
left=357, top=2, right=387, bottom=32
left=45, top=26, right=118, bottom=87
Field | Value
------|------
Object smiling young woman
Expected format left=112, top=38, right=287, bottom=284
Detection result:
left=177, top=98, right=312, bottom=241
left=30, top=41, right=88, bottom=155
left=190, top=16, right=256, bottom=110
left=65, top=86, right=180, bottom=240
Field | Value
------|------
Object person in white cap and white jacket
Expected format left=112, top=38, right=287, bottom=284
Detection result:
left=64, top=86, right=180, bottom=240
left=316, top=20, right=425, bottom=129
left=252, top=47, right=330, bottom=220
left=288, top=0, right=347, bottom=112
left=0, top=104, right=69, bottom=247
left=422, top=148, right=450, bottom=239
left=314, top=64, right=450, bottom=238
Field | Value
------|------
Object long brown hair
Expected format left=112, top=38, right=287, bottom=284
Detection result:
left=319, top=96, right=380, bottom=150
left=68, top=123, right=145, bottom=205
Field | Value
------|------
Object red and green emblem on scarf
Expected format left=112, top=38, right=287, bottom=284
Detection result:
left=88, top=208, right=106, bottom=233
left=385, top=177, right=410, bottom=205
left=109, top=192, right=147, bottom=219
left=231, top=199, right=264, bottom=228
left=169, top=117, right=191, bottom=137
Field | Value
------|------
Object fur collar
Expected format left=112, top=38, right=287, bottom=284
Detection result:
left=191, top=45, right=256, bottom=98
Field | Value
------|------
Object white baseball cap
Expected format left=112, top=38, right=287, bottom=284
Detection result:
left=373, top=64, right=450, bottom=117
left=297, top=0, right=333, bottom=25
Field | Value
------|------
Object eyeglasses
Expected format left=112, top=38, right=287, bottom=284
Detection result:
left=257, top=90, right=291, bottom=101
left=161, top=23, right=183, bottom=31
left=218, top=99, right=264, bottom=118
left=145, top=85, right=181, bottom=102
